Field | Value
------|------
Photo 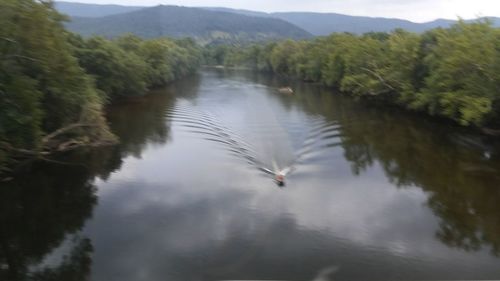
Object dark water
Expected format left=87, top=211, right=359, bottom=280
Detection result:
left=2, top=69, right=500, bottom=281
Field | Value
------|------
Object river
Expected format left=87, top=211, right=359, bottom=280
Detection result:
left=1, top=69, right=500, bottom=281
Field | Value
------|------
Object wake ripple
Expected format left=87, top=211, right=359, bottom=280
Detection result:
left=166, top=102, right=346, bottom=182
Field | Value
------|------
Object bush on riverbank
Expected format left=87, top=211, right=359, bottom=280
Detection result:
left=208, top=21, right=500, bottom=128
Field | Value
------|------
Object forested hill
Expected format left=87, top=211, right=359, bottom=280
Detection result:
left=64, top=5, right=312, bottom=44
left=272, top=13, right=500, bottom=35
left=198, top=7, right=500, bottom=35
left=272, top=13, right=443, bottom=35
left=57, top=2, right=500, bottom=37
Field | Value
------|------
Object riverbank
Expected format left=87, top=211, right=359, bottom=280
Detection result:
left=205, top=21, right=500, bottom=131
left=0, top=1, right=202, bottom=176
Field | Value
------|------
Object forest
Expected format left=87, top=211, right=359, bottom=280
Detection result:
left=206, top=21, right=500, bottom=129
left=2, top=0, right=500, bottom=175
left=0, top=0, right=202, bottom=173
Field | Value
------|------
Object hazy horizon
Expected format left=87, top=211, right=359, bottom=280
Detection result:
left=57, top=0, right=500, bottom=23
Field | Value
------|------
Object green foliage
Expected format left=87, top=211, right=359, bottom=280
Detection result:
left=71, top=36, right=148, bottom=101
left=0, top=0, right=114, bottom=168
left=71, top=35, right=201, bottom=100
left=208, top=21, right=500, bottom=127
left=415, top=21, right=500, bottom=125
left=0, top=0, right=201, bottom=173
left=269, top=40, right=302, bottom=74
left=339, top=35, right=389, bottom=97
left=386, top=30, right=422, bottom=104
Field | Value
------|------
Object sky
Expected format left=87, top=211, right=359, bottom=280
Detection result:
left=61, top=0, right=500, bottom=23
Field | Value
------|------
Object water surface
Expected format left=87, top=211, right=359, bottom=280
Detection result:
left=1, top=69, right=500, bottom=281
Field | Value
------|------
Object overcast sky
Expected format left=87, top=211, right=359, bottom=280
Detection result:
left=62, top=0, right=500, bottom=23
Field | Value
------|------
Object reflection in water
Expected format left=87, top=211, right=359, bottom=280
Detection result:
left=165, top=101, right=321, bottom=185
left=243, top=68, right=500, bottom=257
left=2, top=69, right=500, bottom=281
left=0, top=77, right=199, bottom=280
left=164, top=77, right=344, bottom=186
left=314, top=98, right=500, bottom=256
left=0, top=163, right=96, bottom=280
left=350, top=123, right=499, bottom=254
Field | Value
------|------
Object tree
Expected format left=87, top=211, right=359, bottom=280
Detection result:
left=414, top=21, right=500, bottom=125
left=72, top=36, right=148, bottom=101
left=202, top=21, right=500, bottom=128
left=0, top=0, right=115, bottom=170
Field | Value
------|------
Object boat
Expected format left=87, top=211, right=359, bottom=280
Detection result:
left=278, top=87, right=293, bottom=94
left=275, top=173, right=285, bottom=186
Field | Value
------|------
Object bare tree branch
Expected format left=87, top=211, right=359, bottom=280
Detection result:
left=361, top=67, right=396, bottom=91
left=4, top=54, right=39, bottom=62
left=0, top=37, right=17, bottom=44
left=41, top=123, right=96, bottom=143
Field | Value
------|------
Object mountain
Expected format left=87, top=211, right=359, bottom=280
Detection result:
left=274, top=13, right=500, bottom=35
left=55, top=1, right=144, bottom=18
left=55, top=2, right=500, bottom=38
left=64, top=5, right=312, bottom=44
left=201, top=8, right=500, bottom=35
left=204, top=9, right=500, bottom=35
left=273, top=12, right=423, bottom=35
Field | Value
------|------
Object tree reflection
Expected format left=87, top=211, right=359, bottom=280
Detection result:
left=281, top=81, right=500, bottom=256
left=248, top=68, right=500, bottom=257
left=336, top=109, right=500, bottom=256
left=106, top=89, right=176, bottom=159
left=105, top=75, right=200, bottom=159
left=0, top=77, right=198, bottom=279
left=30, top=237, right=93, bottom=281
left=0, top=162, right=96, bottom=281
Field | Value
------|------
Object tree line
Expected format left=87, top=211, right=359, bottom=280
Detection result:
left=0, top=0, right=202, bottom=173
left=2, top=0, right=500, bottom=174
left=206, top=21, right=500, bottom=129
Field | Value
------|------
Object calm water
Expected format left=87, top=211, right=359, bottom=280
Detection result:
left=2, top=69, right=500, bottom=281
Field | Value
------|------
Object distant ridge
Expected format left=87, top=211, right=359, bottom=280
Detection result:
left=56, top=2, right=500, bottom=38
left=63, top=5, right=312, bottom=44
left=55, top=1, right=144, bottom=18
left=205, top=8, right=500, bottom=35
left=273, top=12, right=430, bottom=35
left=272, top=13, right=500, bottom=35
